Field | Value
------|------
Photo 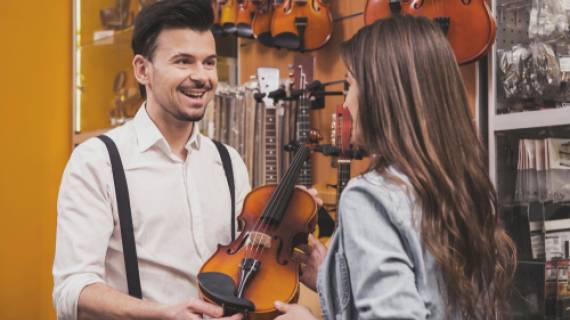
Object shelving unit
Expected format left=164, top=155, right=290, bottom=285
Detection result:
left=489, top=0, right=570, bottom=318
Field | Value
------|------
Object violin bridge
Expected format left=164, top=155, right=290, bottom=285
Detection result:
left=246, top=231, right=272, bottom=249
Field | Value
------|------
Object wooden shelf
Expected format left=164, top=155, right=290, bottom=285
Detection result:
left=493, top=107, right=570, bottom=131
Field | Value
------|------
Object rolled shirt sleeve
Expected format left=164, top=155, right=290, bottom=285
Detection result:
left=338, top=184, right=429, bottom=319
left=52, top=140, right=115, bottom=320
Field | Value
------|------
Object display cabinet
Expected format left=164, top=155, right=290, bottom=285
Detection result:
left=490, top=0, right=570, bottom=317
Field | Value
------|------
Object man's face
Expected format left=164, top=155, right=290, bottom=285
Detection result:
left=140, top=28, right=218, bottom=122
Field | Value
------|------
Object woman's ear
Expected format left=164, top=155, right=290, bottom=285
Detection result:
left=133, top=54, right=150, bottom=87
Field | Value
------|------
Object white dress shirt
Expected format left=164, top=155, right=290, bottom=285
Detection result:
left=53, top=106, right=251, bottom=320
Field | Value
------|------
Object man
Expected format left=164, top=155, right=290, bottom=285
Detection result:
left=53, top=1, right=246, bottom=319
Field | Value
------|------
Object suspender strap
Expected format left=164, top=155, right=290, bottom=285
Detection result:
left=212, top=140, right=236, bottom=242
left=97, top=135, right=143, bottom=299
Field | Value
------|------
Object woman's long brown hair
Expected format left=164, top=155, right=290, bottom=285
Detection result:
left=341, top=15, right=516, bottom=318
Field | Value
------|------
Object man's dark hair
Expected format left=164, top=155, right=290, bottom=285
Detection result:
left=132, top=0, right=214, bottom=98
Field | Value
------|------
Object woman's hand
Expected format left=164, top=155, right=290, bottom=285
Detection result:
left=294, top=233, right=328, bottom=291
left=273, top=301, right=318, bottom=320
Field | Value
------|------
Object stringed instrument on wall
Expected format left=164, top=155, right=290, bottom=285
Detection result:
left=251, top=0, right=275, bottom=47
left=256, top=67, right=282, bottom=185
left=212, top=0, right=224, bottom=36
left=237, top=0, right=257, bottom=38
left=220, top=0, right=238, bottom=34
left=332, top=104, right=353, bottom=213
left=364, top=0, right=496, bottom=64
left=290, top=56, right=335, bottom=238
left=271, top=0, right=333, bottom=51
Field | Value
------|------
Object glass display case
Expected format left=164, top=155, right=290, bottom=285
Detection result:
left=490, top=0, right=570, bottom=318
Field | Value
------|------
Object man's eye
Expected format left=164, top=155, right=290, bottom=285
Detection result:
left=205, top=60, right=217, bottom=67
left=176, top=59, right=190, bottom=64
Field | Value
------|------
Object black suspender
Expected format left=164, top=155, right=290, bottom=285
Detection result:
left=97, top=135, right=236, bottom=298
left=212, top=140, right=236, bottom=242
left=97, top=135, right=143, bottom=299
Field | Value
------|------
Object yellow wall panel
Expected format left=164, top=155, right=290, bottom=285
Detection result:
left=0, top=1, right=71, bottom=319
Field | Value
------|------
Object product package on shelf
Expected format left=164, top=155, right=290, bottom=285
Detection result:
left=515, top=138, right=570, bottom=204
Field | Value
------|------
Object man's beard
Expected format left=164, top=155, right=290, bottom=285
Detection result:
left=173, top=107, right=207, bottom=122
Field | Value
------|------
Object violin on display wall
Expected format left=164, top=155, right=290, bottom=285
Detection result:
left=212, top=0, right=224, bottom=36
left=251, top=0, right=276, bottom=47
left=220, top=0, right=238, bottom=34
left=364, top=0, right=496, bottom=64
left=271, top=0, right=333, bottom=51
left=237, top=0, right=257, bottom=38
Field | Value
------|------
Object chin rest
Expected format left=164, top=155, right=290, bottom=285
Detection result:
left=198, top=272, right=255, bottom=315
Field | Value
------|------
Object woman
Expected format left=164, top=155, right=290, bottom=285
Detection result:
left=275, top=15, right=516, bottom=319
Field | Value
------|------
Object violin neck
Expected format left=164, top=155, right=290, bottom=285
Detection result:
left=261, top=145, right=310, bottom=225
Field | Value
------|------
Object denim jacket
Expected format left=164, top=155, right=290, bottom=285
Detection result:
left=317, top=169, right=460, bottom=320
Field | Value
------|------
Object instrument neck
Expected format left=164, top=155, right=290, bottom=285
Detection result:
left=296, top=93, right=312, bottom=187
left=264, top=107, right=278, bottom=184
left=261, top=146, right=310, bottom=225
left=336, top=159, right=351, bottom=203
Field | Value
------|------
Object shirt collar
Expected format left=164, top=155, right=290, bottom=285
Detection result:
left=134, top=103, right=201, bottom=153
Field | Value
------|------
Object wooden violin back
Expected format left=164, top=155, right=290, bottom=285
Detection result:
left=237, top=0, right=257, bottom=37
left=270, top=0, right=333, bottom=51
left=220, top=0, right=238, bottom=34
left=364, top=0, right=496, bottom=64
left=252, top=0, right=275, bottom=47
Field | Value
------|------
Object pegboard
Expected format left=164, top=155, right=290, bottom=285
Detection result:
left=496, top=0, right=532, bottom=49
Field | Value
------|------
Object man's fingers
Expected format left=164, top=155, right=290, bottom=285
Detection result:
left=274, top=300, right=289, bottom=312
left=186, top=298, right=224, bottom=317
left=219, top=313, right=244, bottom=320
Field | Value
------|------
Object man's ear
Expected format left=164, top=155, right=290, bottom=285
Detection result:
left=133, top=54, right=150, bottom=86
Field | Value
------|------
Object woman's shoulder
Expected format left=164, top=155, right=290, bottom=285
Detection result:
left=340, top=167, right=416, bottom=227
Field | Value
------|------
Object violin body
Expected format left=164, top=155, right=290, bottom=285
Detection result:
left=251, top=0, right=275, bottom=47
left=364, top=0, right=496, bottom=64
left=212, top=0, right=224, bottom=36
left=199, top=184, right=317, bottom=319
left=271, top=0, right=333, bottom=51
left=237, top=0, right=257, bottom=37
left=220, top=0, right=238, bottom=34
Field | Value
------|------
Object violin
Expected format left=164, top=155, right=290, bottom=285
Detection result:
left=198, top=145, right=317, bottom=319
left=212, top=0, right=224, bottom=36
left=237, top=0, right=257, bottom=38
left=271, top=0, right=333, bottom=51
left=220, top=0, right=238, bottom=34
left=364, top=0, right=496, bottom=64
left=251, top=0, right=275, bottom=47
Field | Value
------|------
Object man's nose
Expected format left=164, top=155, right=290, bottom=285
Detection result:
left=189, top=64, right=209, bottom=85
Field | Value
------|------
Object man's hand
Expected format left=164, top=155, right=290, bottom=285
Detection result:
left=273, top=301, right=318, bottom=320
left=160, top=298, right=243, bottom=320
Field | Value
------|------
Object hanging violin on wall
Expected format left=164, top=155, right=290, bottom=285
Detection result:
left=364, top=0, right=496, bottom=64
left=220, top=0, right=238, bottom=34
left=271, top=0, right=333, bottom=51
left=212, top=0, right=224, bottom=36
left=198, top=145, right=317, bottom=319
left=251, top=0, right=276, bottom=47
left=237, top=0, right=257, bottom=38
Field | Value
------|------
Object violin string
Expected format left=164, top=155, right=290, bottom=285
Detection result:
left=243, top=147, right=297, bottom=260
left=250, top=146, right=308, bottom=261
left=244, top=108, right=301, bottom=260
left=249, top=146, right=306, bottom=260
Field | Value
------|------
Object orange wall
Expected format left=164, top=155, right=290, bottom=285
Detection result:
left=0, top=1, right=71, bottom=319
